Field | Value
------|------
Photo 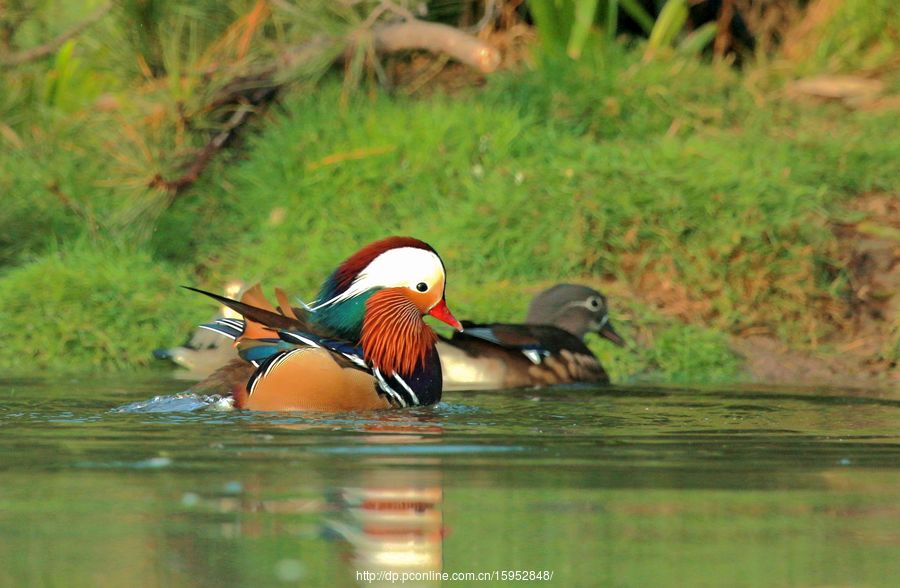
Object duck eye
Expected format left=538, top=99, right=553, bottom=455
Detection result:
left=416, top=282, right=429, bottom=292
left=587, top=297, right=601, bottom=310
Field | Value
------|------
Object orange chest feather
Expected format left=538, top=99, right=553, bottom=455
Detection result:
left=361, top=289, right=437, bottom=376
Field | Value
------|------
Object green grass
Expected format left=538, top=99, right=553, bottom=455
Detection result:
left=0, top=242, right=206, bottom=372
left=809, top=0, right=900, bottom=73
left=1, top=40, right=898, bottom=380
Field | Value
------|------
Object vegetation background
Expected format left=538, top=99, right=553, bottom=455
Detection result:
left=0, top=0, right=897, bottom=385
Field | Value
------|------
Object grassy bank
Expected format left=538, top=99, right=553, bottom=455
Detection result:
left=2, top=37, right=898, bottom=382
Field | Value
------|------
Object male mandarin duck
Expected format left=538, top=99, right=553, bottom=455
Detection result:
left=189, top=236, right=462, bottom=411
left=436, top=284, right=625, bottom=390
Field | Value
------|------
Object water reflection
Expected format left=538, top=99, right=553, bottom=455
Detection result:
left=3, top=379, right=900, bottom=586
left=183, top=420, right=447, bottom=587
left=327, top=465, right=443, bottom=583
left=323, top=427, right=445, bottom=586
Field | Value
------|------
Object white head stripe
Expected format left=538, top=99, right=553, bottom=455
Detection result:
left=560, top=299, right=601, bottom=312
left=312, top=247, right=444, bottom=310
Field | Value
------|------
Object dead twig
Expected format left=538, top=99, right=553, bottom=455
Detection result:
left=151, top=10, right=499, bottom=194
left=713, top=0, right=734, bottom=58
left=149, top=104, right=254, bottom=193
left=149, top=85, right=278, bottom=195
left=401, top=53, right=450, bottom=95
left=374, top=19, right=501, bottom=73
left=0, top=1, right=113, bottom=67
left=306, top=145, right=396, bottom=171
left=48, top=181, right=98, bottom=236
left=467, top=0, right=498, bottom=34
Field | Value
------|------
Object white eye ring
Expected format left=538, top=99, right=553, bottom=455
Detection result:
left=587, top=296, right=602, bottom=310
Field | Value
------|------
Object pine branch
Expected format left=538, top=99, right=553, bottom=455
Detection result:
left=0, top=1, right=113, bottom=67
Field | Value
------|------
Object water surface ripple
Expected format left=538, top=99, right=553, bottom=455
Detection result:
left=1, top=376, right=898, bottom=587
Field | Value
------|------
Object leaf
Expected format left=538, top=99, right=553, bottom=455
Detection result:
left=567, top=0, right=600, bottom=59
left=646, top=0, right=688, bottom=54
left=678, top=22, right=717, bottom=55
left=528, top=0, right=568, bottom=53
left=618, top=0, right=655, bottom=34
left=606, top=0, right=619, bottom=40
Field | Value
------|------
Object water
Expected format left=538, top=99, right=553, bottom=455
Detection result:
left=1, top=376, right=899, bottom=587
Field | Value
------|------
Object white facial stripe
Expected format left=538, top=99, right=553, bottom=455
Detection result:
left=313, top=247, right=445, bottom=309
left=561, top=300, right=593, bottom=311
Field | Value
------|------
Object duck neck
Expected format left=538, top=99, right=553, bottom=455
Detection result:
left=361, top=288, right=438, bottom=379
left=312, top=290, right=374, bottom=341
left=551, top=312, right=591, bottom=340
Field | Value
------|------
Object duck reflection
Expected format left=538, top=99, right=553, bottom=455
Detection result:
left=172, top=417, right=446, bottom=586
left=324, top=427, right=445, bottom=585
left=326, top=466, right=443, bottom=579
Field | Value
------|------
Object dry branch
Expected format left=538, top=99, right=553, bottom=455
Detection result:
left=0, top=1, right=112, bottom=67
left=150, top=85, right=278, bottom=194
left=713, top=0, right=734, bottom=58
left=374, top=20, right=501, bottom=73
left=151, top=14, right=499, bottom=193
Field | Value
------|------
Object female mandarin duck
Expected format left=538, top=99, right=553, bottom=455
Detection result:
left=153, top=280, right=246, bottom=379
left=436, top=284, right=625, bottom=390
left=190, top=236, right=462, bottom=411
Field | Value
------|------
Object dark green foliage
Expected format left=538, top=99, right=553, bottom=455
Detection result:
left=189, top=59, right=897, bottom=352
left=0, top=115, right=109, bottom=266
left=0, top=243, right=205, bottom=371
left=0, top=11, right=897, bottom=381
left=648, top=324, right=739, bottom=383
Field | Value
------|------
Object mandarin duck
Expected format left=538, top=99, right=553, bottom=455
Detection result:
left=190, top=237, right=462, bottom=411
left=436, top=284, right=625, bottom=390
left=153, top=280, right=246, bottom=380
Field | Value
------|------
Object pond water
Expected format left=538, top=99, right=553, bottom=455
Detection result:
left=1, top=376, right=899, bottom=587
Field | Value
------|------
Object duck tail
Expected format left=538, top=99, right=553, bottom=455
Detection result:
left=184, top=284, right=309, bottom=334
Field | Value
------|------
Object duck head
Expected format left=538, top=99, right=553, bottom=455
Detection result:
left=312, top=236, right=462, bottom=375
left=525, top=284, right=625, bottom=346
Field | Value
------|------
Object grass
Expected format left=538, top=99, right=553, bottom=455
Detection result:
left=0, top=242, right=207, bottom=372
left=1, top=36, right=898, bottom=381
left=802, top=0, right=900, bottom=73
